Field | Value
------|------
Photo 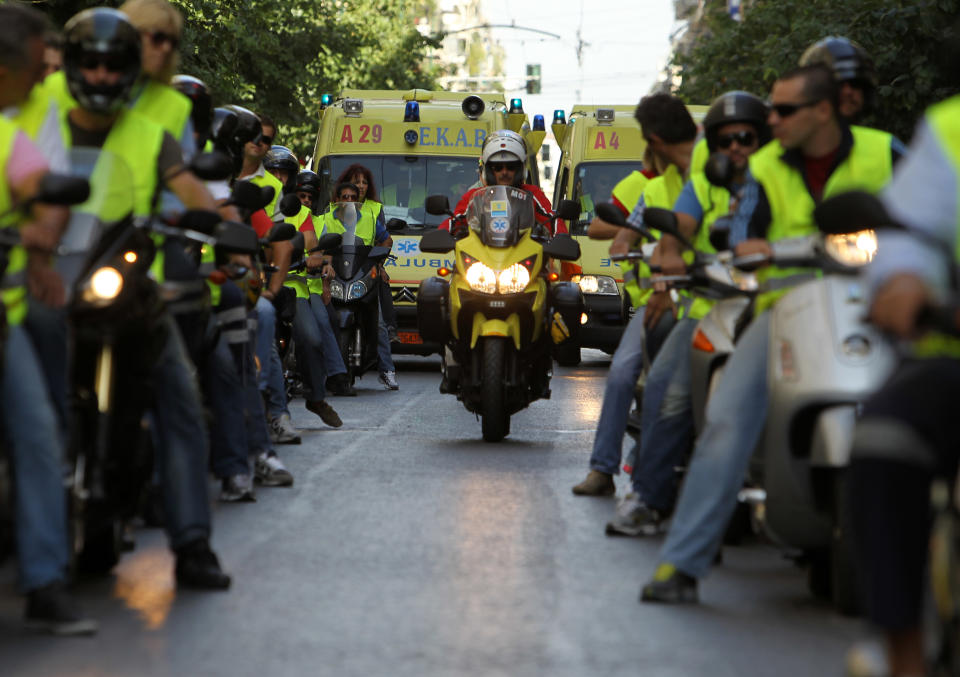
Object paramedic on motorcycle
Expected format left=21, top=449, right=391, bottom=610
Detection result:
left=63, top=7, right=230, bottom=589
left=843, top=94, right=960, bottom=677
left=605, top=91, right=770, bottom=536
left=640, top=64, right=900, bottom=603
left=571, top=94, right=696, bottom=497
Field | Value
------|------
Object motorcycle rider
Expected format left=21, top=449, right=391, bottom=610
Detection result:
left=640, top=64, right=901, bottom=603
left=571, top=94, right=696, bottom=497
left=799, top=36, right=877, bottom=124
left=62, top=7, right=230, bottom=588
left=606, top=91, right=770, bottom=535
left=843, top=94, right=960, bottom=677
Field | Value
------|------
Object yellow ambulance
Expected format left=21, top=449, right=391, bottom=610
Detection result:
left=310, top=89, right=543, bottom=354
left=551, top=103, right=709, bottom=366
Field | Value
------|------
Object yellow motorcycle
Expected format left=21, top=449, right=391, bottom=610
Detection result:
left=418, top=186, right=583, bottom=441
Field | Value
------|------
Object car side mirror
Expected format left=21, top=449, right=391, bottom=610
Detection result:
left=425, top=195, right=452, bottom=216
left=419, top=228, right=456, bottom=253
left=190, top=151, right=234, bottom=182
left=36, top=174, right=90, bottom=206
left=555, top=199, right=580, bottom=221
left=541, top=233, right=581, bottom=261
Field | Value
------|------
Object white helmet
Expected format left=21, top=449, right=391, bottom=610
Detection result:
left=481, top=129, right=527, bottom=186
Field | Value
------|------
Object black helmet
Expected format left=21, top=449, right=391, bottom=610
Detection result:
left=63, top=8, right=141, bottom=115
left=263, top=145, right=299, bottom=194
left=172, top=74, right=213, bottom=150
left=211, top=107, right=242, bottom=176
left=702, top=91, right=771, bottom=152
left=295, top=170, right=321, bottom=205
left=800, top=36, right=877, bottom=90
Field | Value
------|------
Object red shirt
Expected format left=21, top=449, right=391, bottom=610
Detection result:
left=804, top=148, right=838, bottom=202
left=250, top=209, right=274, bottom=238
left=440, top=184, right=566, bottom=235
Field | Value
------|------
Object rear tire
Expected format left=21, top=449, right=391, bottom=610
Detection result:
left=481, top=337, right=509, bottom=442
left=555, top=342, right=581, bottom=367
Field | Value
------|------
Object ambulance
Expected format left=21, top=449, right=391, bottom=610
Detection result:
left=310, top=89, right=543, bottom=354
left=550, top=103, right=709, bottom=366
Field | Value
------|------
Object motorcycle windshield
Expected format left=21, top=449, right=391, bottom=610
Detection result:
left=57, top=148, right=135, bottom=290
left=465, top=185, right=535, bottom=248
left=330, top=201, right=362, bottom=246
left=329, top=201, right=366, bottom=281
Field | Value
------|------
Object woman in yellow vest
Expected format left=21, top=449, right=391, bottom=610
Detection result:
left=332, top=164, right=399, bottom=390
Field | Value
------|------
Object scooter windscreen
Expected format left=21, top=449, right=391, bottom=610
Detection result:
left=465, top=185, right=536, bottom=248
left=331, top=201, right=362, bottom=247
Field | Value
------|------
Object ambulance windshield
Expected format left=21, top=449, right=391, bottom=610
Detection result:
left=571, top=162, right=644, bottom=235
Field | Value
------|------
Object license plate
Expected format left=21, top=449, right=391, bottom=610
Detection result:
left=398, top=331, right=423, bottom=344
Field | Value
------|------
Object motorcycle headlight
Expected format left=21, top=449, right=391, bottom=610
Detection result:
left=347, top=279, right=368, bottom=299
left=83, top=266, right=123, bottom=303
left=329, top=279, right=345, bottom=300
left=573, top=274, right=618, bottom=295
left=465, top=261, right=498, bottom=294
left=824, top=230, right=877, bottom=267
left=497, top=263, right=531, bottom=294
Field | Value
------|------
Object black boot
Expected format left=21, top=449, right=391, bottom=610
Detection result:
left=175, top=540, right=231, bottom=590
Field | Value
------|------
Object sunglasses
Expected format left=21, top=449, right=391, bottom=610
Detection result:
left=489, top=162, right=521, bottom=172
left=770, top=100, right=821, bottom=118
left=78, top=53, right=128, bottom=72
left=255, top=134, right=274, bottom=146
left=145, top=30, right=180, bottom=49
left=716, top=130, right=757, bottom=149
left=338, top=194, right=359, bottom=201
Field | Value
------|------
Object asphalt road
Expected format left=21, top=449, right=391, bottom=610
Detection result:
left=0, top=350, right=863, bottom=676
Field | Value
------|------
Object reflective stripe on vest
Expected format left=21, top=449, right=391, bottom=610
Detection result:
left=750, top=127, right=894, bottom=313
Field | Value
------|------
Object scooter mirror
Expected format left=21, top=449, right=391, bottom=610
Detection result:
left=190, top=151, right=234, bottom=181
left=709, top=225, right=730, bottom=251
left=268, top=223, right=297, bottom=242
left=555, top=199, right=580, bottom=221
left=228, top=180, right=270, bottom=211
left=425, top=195, right=451, bottom=216
left=814, top=191, right=896, bottom=234
left=595, top=202, right=627, bottom=227
left=214, top=221, right=259, bottom=254
left=541, top=233, right=581, bottom=261
left=279, top=193, right=302, bottom=218
left=419, top=228, right=456, bottom=253
left=317, top=232, right=342, bottom=251
left=179, top=209, right=221, bottom=235
left=35, top=174, right=90, bottom=206
left=704, top=152, right=735, bottom=189
left=386, top=218, right=407, bottom=233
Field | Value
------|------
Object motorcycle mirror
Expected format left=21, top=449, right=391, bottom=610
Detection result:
left=178, top=209, right=221, bottom=235
left=214, top=221, right=259, bottom=255
left=268, top=223, right=297, bottom=242
left=643, top=207, right=694, bottom=249
left=709, top=225, right=730, bottom=251
left=228, top=180, right=269, bottom=210
left=419, top=229, right=456, bottom=254
left=386, top=218, right=407, bottom=233
left=317, top=232, right=342, bottom=251
left=190, top=151, right=234, bottom=181
left=541, top=233, right=581, bottom=261
left=814, top=190, right=897, bottom=234
left=425, top=195, right=452, bottom=216
left=279, top=193, right=302, bottom=218
left=595, top=202, right=627, bottom=227
left=704, top=152, right=735, bottom=189
left=258, top=185, right=277, bottom=211
left=35, top=174, right=90, bottom=206
left=555, top=199, right=580, bottom=221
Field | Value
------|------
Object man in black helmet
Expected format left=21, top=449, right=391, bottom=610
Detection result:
left=62, top=7, right=230, bottom=589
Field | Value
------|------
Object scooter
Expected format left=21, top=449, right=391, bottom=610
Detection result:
left=417, top=187, right=584, bottom=442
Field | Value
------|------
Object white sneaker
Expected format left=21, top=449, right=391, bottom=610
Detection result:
left=268, top=413, right=301, bottom=444
left=254, top=452, right=294, bottom=487
left=378, top=370, right=399, bottom=390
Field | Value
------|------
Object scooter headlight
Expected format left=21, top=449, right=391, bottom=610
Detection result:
left=329, top=279, right=345, bottom=300
left=497, top=263, right=531, bottom=294
left=347, top=279, right=368, bottom=299
left=572, top=274, right=618, bottom=295
left=824, top=230, right=877, bottom=267
left=465, top=261, right=498, bottom=294
left=83, top=266, right=123, bottom=303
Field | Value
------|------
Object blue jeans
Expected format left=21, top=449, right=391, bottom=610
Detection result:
left=254, top=296, right=288, bottom=417
left=205, top=327, right=254, bottom=479
left=24, top=300, right=69, bottom=434
left=3, top=325, right=68, bottom=591
left=293, top=295, right=347, bottom=400
left=152, top=314, right=212, bottom=550
left=631, top=319, right=697, bottom=510
left=377, top=308, right=395, bottom=373
left=658, top=312, right=770, bottom=578
left=588, top=308, right=647, bottom=476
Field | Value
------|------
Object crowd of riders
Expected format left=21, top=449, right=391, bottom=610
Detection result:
left=0, top=0, right=405, bottom=636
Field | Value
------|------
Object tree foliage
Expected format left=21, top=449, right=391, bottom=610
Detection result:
left=671, top=0, right=960, bottom=141
left=34, top=0, right=442, bottom=153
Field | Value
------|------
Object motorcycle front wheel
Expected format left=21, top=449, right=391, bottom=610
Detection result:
left=481, top=337, right=509, bottom=442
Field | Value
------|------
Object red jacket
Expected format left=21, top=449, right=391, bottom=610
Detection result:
left=440, top=184, right=566, bottom=236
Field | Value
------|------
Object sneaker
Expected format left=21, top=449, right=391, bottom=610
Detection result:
left=24, top=581, right=98, bottom=636
left=605, top=493, right=664, bottom=536
left=219, top=474, right=256, bottom=502
left=306, top=399, right=342, bottom=427
left=378, top=370, right=399, bottom=390
left=254, top=452, right=294, bottom=487
left=327, top=373, right=357, bottom=397
left=640, top=563, right=698, bottom=604
left=844, top=639, right=890, bottom=677
left=269, top=413, right=301, bottom=444
left=387, top=326, right=400, bottom=343
left=571, top=470, right=615, bottom=496
left=174, top=540, right=231, bottom=590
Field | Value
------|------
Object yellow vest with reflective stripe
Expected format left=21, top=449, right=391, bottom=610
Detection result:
left=0, top=119, right=27, bottom=326
left=311, top=201, right=378, bottom=294
left=611, top=171, right=651, bottom=309
left=750, top=126, right=893, bottom=313
left=680, top=172, right=730, bottom=319
left=41, top=70, right=78, bottom=115
left=130, top=80, right=191, bottom=144
left=10, top=83, right=53, bottom=140
left=283, top=205, right=313, bottom=300
left=250, top=170, right=284, bottom=220
left=690, top=137, right=709, bottom=175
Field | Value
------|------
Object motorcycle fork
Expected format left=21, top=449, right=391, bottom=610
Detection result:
left=89, top=340, right=115, bottom=501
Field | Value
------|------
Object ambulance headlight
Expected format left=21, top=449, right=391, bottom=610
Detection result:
left=824, top=229, right=877, bottom=267
left=572, top=274, right=618, bottom=295
left=497, top=263, right=531, bottom=294
left=465, top=262, right=498, bottom=294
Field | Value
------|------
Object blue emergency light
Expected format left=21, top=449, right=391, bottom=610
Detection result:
left=509, top=98, right=523, bottom=114
left=404, top=101, right=420, bottom=123
left=533, top=115, right=545, bottom=131
left=320, top=93, right=333, bottom=108
left=553, top=109, right=566, bottom=125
